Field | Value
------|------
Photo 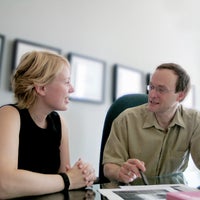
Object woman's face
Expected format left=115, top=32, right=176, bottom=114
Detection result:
left=42, top=65, right=74, bottom=111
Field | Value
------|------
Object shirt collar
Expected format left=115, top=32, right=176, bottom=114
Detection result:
left=143, top=104, right=185, bottom=130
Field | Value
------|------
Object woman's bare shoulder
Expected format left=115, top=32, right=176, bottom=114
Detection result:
left=0, top=105, right=20, bottom=120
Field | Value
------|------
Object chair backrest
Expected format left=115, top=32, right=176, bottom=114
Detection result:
left=98, top=93, right=148, bottom=183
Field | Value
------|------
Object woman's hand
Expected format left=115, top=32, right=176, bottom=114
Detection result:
left=77, top=159, right=96, bottom=187
left=66, top=159, right=96, bottom=189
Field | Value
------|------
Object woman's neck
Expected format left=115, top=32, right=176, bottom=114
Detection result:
left=28, top=107, right=48, bottom=129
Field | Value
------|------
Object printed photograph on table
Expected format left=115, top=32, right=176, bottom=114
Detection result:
left=113, top=64, right=145, bottom=101
left=68, top=53, right=106, bottom=104
left=0, top=34, right=5, bottom=78
left=12, top=39, right=62, bottom=71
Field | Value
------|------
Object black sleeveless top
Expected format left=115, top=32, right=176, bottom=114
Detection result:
left=11, top=105, right=61, bottom=174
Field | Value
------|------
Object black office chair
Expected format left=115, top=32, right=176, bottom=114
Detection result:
left=98, top=93, right=148, bottom=183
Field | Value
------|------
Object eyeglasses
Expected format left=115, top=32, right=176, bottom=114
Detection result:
left=147, top=84, right=174, bottom=94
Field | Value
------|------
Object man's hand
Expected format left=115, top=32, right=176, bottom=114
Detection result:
left=118, top=159, right=146, bottom=184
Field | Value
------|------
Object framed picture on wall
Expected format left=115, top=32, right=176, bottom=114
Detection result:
left=12, top=39, right=62, bottom=71
left=68, top=53, right=106, bottom=104
left=0, top=34, right=5, bottom=76
left=113, top=64, right=145, bottom=101
left=146, top=73, right=152, bottom=94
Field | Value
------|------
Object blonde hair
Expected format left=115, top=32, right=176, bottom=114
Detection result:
left=12, top=51, right=70, bottom=109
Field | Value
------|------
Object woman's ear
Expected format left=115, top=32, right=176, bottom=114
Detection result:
left=34, top=84, right=46, bottom=96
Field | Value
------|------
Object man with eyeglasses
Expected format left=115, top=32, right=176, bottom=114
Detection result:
left=103, top=63, right=200, bottom=186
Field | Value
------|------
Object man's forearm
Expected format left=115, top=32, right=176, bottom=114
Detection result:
left=103, top=163, right=121, bottom=182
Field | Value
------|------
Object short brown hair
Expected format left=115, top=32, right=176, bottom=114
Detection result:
left=156, top=63, right=191, bottom=95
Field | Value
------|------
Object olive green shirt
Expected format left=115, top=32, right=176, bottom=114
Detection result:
left=103, top=103, right=200, bottom=184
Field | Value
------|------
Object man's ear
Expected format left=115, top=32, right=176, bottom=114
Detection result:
left=34, top=85, right=46, bottom=96
left=177, top=91, right=186, bottom=102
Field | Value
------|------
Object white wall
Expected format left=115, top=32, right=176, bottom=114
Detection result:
left=0, top=0, right=200, bottom=183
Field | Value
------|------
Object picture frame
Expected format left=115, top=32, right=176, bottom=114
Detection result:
left=146, top=73, right=152, bottom=94
left=113, top=64, right=145, bottom=101
left=12, top=39, right=62, bottom=70
left=0, top=34, right=5, bottom=76
left=67, top=53, right=106, bottom=104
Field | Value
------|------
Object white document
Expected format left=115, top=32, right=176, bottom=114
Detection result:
left=98, top=184, right=198, bottom=200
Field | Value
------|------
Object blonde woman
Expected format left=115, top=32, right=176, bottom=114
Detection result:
left=0, top=51, right=96, bottom=199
